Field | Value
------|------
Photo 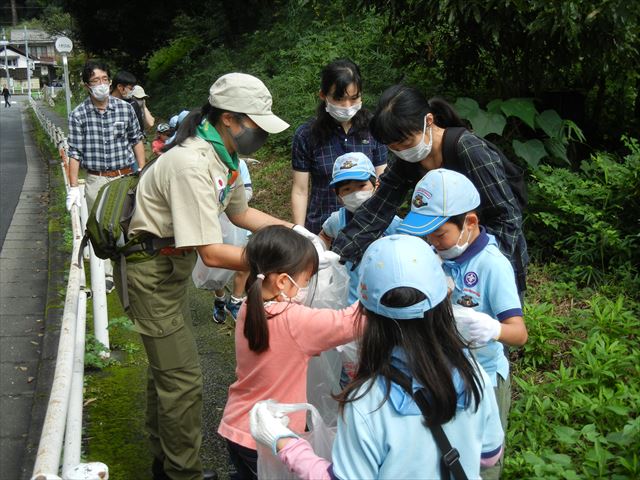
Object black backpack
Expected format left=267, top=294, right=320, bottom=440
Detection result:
left=441, top=127, right=528, bottom=211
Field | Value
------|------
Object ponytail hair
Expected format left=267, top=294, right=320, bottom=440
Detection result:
left=427, top=96, right=466, bottom=130
left=370, top=85, right=466, bottom=145
left=243, top=225, right=319, bottom=353
left=164, top=103, right=245, bottom=152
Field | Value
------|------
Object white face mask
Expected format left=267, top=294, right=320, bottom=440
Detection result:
left=90, top=83, right=110, bottom=101
left=281, top=274, right=309, bottom=304
left=390, top=115, right=432, bottom=163
left=325, top=100, right=362, bottom=123
left=437, top=218, right=471, bottom=260
left=341, top=189, right=373, bottom=212
left=123, top=89, right=134, bottom=100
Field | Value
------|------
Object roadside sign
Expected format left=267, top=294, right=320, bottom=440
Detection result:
left=55, top=37, right=73, bottom=54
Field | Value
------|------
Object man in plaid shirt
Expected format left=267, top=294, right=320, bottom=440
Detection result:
left=66, top=60, right=145, bottom=291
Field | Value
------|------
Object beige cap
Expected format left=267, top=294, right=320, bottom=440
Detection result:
left=209, top=73, right=289, bottom=134
left=131, top=85, right=149, bottom=99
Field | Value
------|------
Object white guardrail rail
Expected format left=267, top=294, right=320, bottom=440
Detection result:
left=29, top=99, right=110, bottom=480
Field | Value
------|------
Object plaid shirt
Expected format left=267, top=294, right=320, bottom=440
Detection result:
left=292, top=120, right=387, bottom=233
left=67, top=96, right=143, bottom=171
left=332, top=131, right=529, bottom=291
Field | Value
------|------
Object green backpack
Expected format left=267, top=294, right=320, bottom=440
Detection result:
left=84, top=172, right=141, bottom=261
left=79, top=160, right=174, bottom=307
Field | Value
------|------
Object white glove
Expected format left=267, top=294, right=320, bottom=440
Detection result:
left=454, top=305, right=501, bottom=345
left=66, top=186, right=82, bottom=211
left=250, top=400, right=299, bottom=455
left=292, top=225, right=329, bottom=267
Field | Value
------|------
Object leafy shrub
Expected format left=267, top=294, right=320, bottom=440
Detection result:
left=508, top=292, right=640, bottom=479
left=454, top=97, right=585, bottom=169
left=526, top=136, right=640, bottom=286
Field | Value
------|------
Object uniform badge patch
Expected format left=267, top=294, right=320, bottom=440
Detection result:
left=464, top=271, right=478, bottom=287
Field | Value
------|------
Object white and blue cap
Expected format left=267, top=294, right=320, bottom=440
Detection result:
left=329, top=152, right=377, bottom=187
left=397, top=168, right=480, bottom=236
left=358, top=235, right=448, bottom=320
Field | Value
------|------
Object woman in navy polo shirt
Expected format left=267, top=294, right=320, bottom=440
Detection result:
left=291, top=59, right=387, bottom=233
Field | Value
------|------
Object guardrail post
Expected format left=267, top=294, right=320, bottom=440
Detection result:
left=89, top=247, right=110, bottom=357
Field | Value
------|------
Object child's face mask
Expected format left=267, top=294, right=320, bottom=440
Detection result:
left=281, top=274, right=309, bottom=304
left=437, top=217, right=471, bottom=260
left=341, top=190, right=373, bottom=212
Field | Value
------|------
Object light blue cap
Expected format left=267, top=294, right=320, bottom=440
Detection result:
left=397, top=168, right=480, bottom=236
left=358, top=235, right=448, bottom=320
left=329, top=152, right=377, bottom=187
left=169, top=110, right=190, bottom=128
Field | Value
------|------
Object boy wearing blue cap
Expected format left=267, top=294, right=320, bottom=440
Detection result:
left=320, top=152, right=402, bottom=304
left=398, top=168, right=527, bottom=479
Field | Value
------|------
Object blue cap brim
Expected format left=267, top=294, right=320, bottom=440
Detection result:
left=397, top=212, right=449, bottom=236
left=329, top=171, right=373, bottom=186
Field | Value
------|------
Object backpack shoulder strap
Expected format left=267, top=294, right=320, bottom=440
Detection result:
left=389, top=366, right=469, bottom=480
left=441, top=127, right=468, bottom=173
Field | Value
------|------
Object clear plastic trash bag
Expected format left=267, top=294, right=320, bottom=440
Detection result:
left=256, top=402, right=336, bottom=480
left=191, top=213, right=248, bottom=290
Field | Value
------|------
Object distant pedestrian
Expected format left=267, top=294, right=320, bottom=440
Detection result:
left=2, top=87, right=11, bottom=107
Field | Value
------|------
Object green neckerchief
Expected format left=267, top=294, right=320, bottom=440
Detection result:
left=196, top=119, right=239, bottom=173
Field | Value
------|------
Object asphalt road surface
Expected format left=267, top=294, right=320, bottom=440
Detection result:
left=0, top=97, right=28, bottom=250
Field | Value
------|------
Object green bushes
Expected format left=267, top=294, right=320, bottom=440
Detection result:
left=526, top=137, right=640, bottom=286
left=508, top=282, right=640, bottom=478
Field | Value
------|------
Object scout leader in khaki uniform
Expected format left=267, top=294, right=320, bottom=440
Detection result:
left=119, top=73, right=332, bottom=480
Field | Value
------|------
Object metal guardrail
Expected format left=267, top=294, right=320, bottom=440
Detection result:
left=28, top=99, right=110, bottom=480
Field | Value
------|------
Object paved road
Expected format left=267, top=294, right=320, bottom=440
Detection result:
left=0, top=98, right=28, bottom=249
left=0, top=97, right=57, bottom=480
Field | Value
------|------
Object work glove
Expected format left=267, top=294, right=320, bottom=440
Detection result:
left=65, top=186, right=82, bottom=211
left=250, top=400, right=299, bottom=455
left=453, top=305, right=501, bottom=346
left=292, top=224, right=335, bottom=270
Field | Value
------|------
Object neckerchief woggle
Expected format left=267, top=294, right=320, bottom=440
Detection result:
left=196, top=119, right=239, bottom=203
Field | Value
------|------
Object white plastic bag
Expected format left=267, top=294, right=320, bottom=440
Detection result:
left=256, top=403, right=335, bottom=480
left=306, top=348, right=343, bottom=427
left=307, top=259, right=350, bottom=310
left=191, top=213, right=248, bottom=290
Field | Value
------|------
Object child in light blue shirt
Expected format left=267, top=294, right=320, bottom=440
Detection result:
left=397, top=168, right=528, bottom=479
left=319, top=152, right=402, bottom=304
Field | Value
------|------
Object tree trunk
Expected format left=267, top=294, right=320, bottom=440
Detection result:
left=10, top=0, right=18, bottom=25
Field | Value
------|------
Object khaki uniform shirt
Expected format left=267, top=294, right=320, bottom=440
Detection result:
left=129, top=137, right=248, bottom=247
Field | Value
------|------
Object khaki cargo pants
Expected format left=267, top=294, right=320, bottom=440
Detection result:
left=116, top=251, right=203, bottom=480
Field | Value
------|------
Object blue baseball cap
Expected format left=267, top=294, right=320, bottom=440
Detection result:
left=329, top=152, right=377, bottom=187
left=397, top=168, right=480, bottom=236
left=358, top=235, right=448, bottom=320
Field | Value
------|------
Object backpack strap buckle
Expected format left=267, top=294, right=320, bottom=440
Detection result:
left=443, top=448, right=461, bottom=467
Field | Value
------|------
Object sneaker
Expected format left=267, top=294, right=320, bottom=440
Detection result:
left=105, top=277, right=115, bottom=294
left=225, top=297, right=244, bottom=321
left=212, top=298, right=227, bottom=324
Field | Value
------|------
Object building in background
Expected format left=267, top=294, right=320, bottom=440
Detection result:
left=0, top=29, right=58, bottom=93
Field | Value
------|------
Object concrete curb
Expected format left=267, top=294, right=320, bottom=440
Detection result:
left=20, top=108, right=69, bottom=480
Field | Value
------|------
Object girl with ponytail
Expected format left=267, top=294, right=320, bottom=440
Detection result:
left=218, top=225, right=363, bottom=479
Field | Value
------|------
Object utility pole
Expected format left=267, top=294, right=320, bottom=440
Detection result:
left=24, top=26, right=31, bottom=98
left=0, top=29, right=9, bottom=90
